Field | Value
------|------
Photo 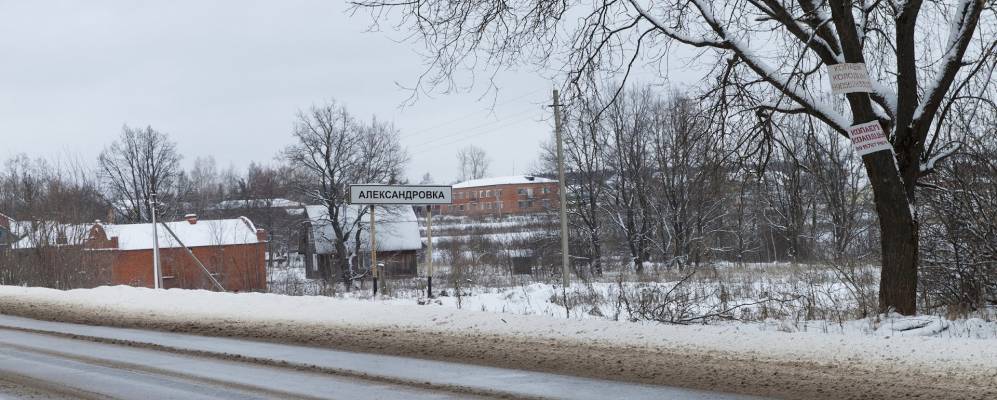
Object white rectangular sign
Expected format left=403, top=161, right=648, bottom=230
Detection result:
left=349, top=184, right=453, bottom=205
left=848, top=121, right=893, bottom=156
left=829, top=63, right=873, bottom=94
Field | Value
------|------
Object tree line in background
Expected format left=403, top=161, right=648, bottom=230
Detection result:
left=537, top=85, right=995, bottom=315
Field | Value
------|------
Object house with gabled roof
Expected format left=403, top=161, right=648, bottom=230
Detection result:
left=299, top=204, right=421, bottom=281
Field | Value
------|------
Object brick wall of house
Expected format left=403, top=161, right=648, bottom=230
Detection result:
left=434, top=182, right=559, bottom=217
left=88, top=222, right=267, bottom=292
left=109, top=243, right=267, bottom=292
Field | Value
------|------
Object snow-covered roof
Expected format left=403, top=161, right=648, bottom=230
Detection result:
left=452, top=175, right=556, bottom=189
left=10, top=221, right=91, bottom=249
left=99, top=217, right=261, bottom=251
left=304, top=204, right=421, bottom=254
left=211, top=198, right=305, bottom=210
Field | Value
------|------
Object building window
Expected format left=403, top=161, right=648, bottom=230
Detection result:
left=543, top=199, right=551, bottom=209
left=518, top=200, right=533, bottom=209
left=543, top=187, right=551, bottom=194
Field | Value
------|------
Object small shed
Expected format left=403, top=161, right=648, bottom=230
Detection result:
left=300, top=204, right=421, bottom=280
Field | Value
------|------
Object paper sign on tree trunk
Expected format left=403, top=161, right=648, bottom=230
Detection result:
left=848, top=121, right=893, bottom=156
left=829, top=63, right=873, bottom=94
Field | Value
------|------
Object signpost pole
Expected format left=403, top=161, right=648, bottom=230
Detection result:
left=426, top=207, right=434, bottom=298
left=370, top=205, right=377, bottom=297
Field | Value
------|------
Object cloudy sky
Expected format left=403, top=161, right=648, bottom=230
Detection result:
left=0, top=1, right=696, bottom=183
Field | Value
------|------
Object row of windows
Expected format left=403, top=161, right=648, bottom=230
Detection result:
left=443, top=199, right=551, bottom=213
left=452, top=186, right=553, bottom=200
left=454, top=189, right=503, bottom=200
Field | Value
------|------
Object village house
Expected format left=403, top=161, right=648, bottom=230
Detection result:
left=431, top=175, right=559, bottom=217
left=299, top=204, right=421, bottom=281
left=0, top=212, right=16, bottom=247
left=7, top=215, right=268, bottom=292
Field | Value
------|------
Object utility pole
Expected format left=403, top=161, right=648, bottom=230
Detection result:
left=426, top=206, right=434, bottom=298
left=150, top=193, right=163, bottom=289
left=552, top=89, right=570, bottom=294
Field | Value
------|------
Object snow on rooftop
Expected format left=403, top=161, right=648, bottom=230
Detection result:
left=452, top=175, right=556, bottom=189
left=211, top=198, right=305, bottom=210
left=10, top=222, right=90, bottom=249
left=304, top=204, right=420, bottom=253
left=100, top=218, right=261, bottom=251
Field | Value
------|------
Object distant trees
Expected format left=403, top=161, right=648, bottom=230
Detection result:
left=283, top=100, right=408, bottom=287
left=457, top=145, right=490, bottom=181
left=98, top=125, right=185, bottom=223
left=0, top=154, right=106, bottom=224
left=545, top=86, right=878, bottom=275
left=0, top=154, right=112, bottom=289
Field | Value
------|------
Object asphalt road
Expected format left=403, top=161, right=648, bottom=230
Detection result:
left=0, top=315, right=764, bottom=400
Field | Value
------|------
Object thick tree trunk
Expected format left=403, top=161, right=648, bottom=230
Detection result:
left=334, top=240, right=352, bottom=291
left=863, top=151, right=918, bottom=315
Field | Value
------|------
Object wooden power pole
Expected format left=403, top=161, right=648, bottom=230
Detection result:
left=553, top=89, right=570, bottom=293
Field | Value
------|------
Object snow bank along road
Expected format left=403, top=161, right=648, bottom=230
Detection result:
left=1, top=286, right=996, bottom=399
left=0, top=315, right=753, bottom=400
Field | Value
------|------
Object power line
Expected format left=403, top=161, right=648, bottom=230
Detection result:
left=407, top=108, right=540, bottom=150
left=407, top=116, right=539, bottom=157
left=401, top=88, right=545, bottom=138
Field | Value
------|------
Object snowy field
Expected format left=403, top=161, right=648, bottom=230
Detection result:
left=267, top=261, right=997, bottom=340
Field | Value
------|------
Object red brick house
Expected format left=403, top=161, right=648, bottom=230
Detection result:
left=88, top=216, right=268, bottom=291
left=433, top=175, right=559, bottom=217
left=10, top=215, right=268, bottom=292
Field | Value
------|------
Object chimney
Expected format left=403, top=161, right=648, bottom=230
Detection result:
left=256, top=228, right=267, bottom=242
left=185, top=214, right=198, bottom=225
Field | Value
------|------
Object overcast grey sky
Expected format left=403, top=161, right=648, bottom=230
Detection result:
left=0, top=1, right=698, bottom=184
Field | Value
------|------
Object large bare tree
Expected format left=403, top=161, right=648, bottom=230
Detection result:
left=98, top=125, right=185, bottom=223
left=457, top=145, right=491, bottom=181
left=283, top=100, right=408, bottom=287
left=353, top=0, right=996, bottom=315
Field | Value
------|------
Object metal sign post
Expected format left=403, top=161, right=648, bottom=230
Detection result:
left=348, top=184, right=452, bottom=300
left=370, top=205, right=377, bottom=297
left=426, top=207, right=434, bottom=298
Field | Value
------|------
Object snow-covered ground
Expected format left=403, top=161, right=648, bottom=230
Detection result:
left=267, top=261, right=996, bottom=339
left=3, top=283, right=996, bottom=398
left=2, top=284, right=995, bottom=371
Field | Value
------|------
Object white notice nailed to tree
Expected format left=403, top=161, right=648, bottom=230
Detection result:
left=828, top=63, right=873, bottom=94
left=848, top=121, right=893, bottom=156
